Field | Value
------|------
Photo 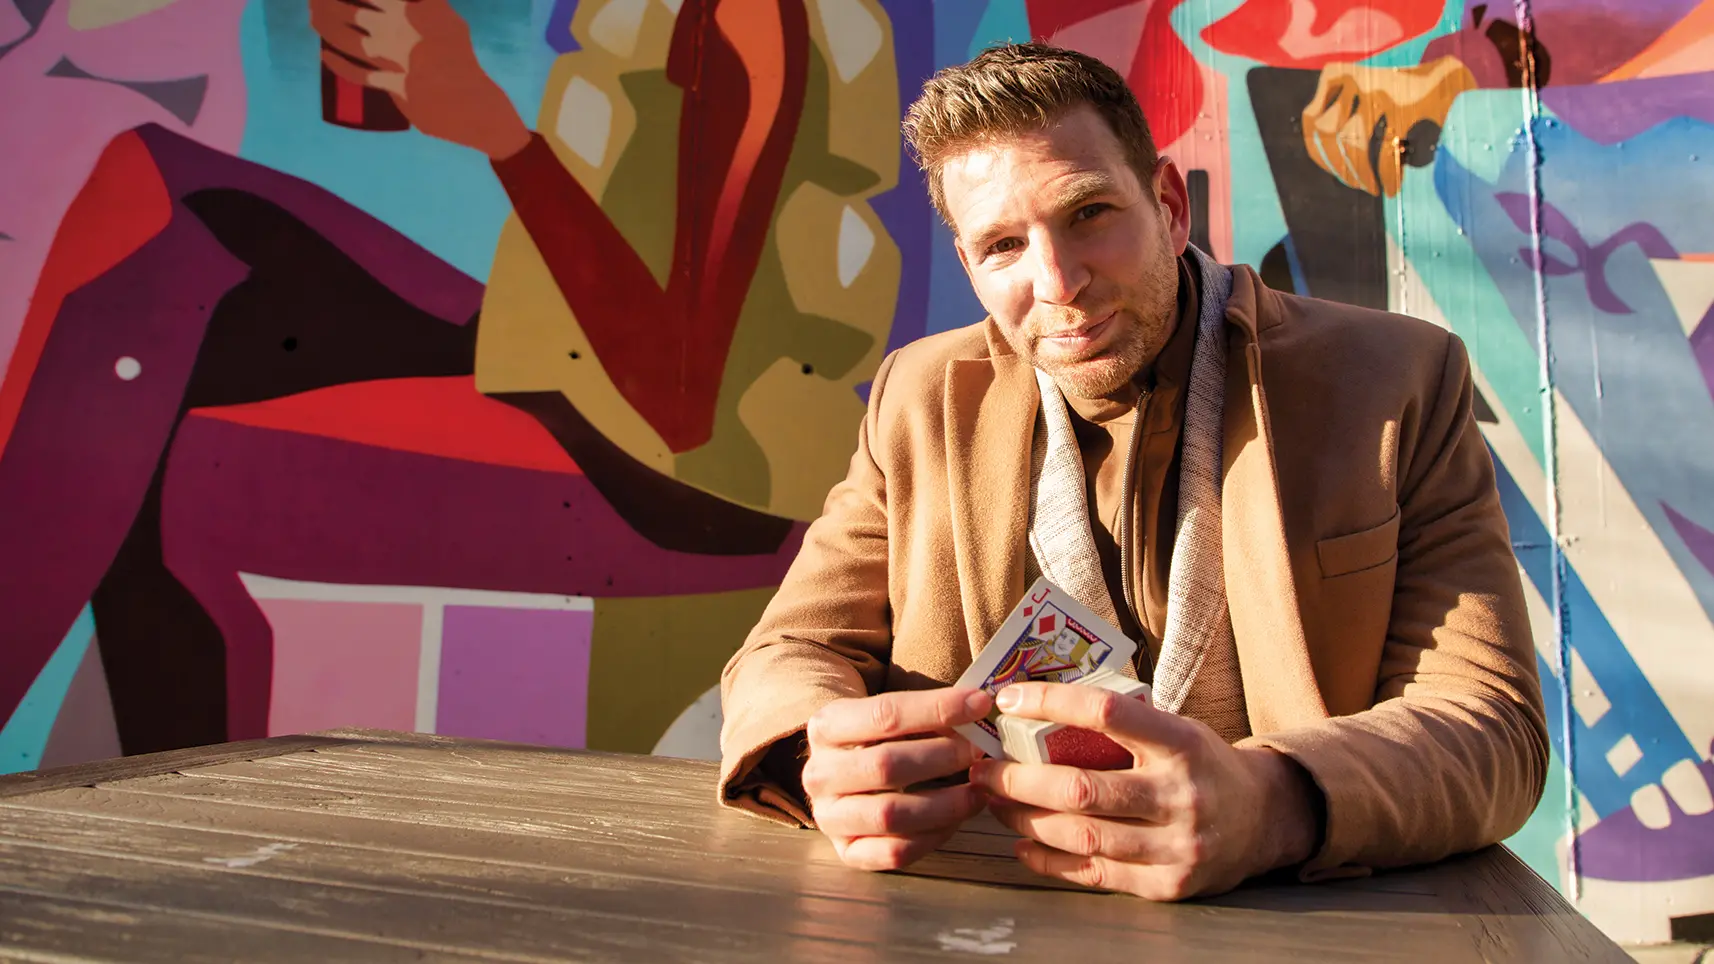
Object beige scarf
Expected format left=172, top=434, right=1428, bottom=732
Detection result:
left=1024, top=247, right=1250, bottom=742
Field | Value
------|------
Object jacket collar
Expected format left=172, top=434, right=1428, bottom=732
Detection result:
left=943, top=262, right=1327, bottom=730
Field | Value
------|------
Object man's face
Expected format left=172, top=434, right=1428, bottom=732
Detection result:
left=942, top=104, right=1191, bottom=399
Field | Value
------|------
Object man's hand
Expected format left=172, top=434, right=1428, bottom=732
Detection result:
left=310, top=0, right=531, bottom=159
left=969, top=682, right=1322, bottom=900
left=1301, top=56, right=1476, bottom=197
left=802, top=688, right=995, bottom=872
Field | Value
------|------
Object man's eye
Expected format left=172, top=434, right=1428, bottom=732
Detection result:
left=988, top=237, right=1022, bottom=255
left=1075, top=203, right=1108, bottom=221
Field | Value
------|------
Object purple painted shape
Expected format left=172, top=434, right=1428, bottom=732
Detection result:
left=1575, top=747, right=1714, bottom=883
left=1542, top=73, right=1714, bottom=146
left=159, top=414, right=804, bottom=738
left=1692, top=304, right=1714, bottom=403
left=1664, top=500, right=1714, bottom=576
left=0, top=210, right=248, bottom=726
left=436, top=606, right=593, bottom=748
left=133, top=125, right=483, bottom=325
left=872, top=0, right=934, bottom=357
left=0, top=123, right=487, bottom=734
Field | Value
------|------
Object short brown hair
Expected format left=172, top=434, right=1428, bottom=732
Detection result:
left=902, top=42, right=1160, bottom=228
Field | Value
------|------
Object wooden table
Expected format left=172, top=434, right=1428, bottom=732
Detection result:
left=0, top=730, right=1628, bottom=963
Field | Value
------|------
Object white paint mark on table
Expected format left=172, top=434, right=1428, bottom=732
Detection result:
left=204, top=842, right=298, bottom=868
left=936, top=917, right=1017, bottom=955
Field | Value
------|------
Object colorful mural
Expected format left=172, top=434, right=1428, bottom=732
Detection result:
left=2, top=0, right=1710, bottom=944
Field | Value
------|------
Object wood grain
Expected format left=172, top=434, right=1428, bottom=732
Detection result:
left=0, top=731, right=1631, bottom=963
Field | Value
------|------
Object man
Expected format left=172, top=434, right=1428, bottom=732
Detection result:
left=718, top=42, right=1549, bottom=899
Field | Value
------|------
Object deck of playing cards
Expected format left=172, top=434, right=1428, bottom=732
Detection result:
left=952, top=578, right=1152, bottom=770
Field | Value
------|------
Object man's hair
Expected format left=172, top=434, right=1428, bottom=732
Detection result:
left=901, top=42, right=1160, bottom=229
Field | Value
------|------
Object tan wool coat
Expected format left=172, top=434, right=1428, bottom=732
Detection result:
left=718, top=262, right=1551, bottom=878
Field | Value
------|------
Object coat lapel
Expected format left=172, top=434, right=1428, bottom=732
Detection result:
left=1220, top=268, right=1329, bottom=732
left=945, top=325, right=1037, bottom=659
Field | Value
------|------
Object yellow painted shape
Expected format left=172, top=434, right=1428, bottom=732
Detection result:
left=474, top=220, right=674, bottom=473
left=67, top=0, right=179, bottom=30
left=809, top=0, right=900, bottom=192
left=584, top=586, right=778, bottom=754
left=1651, top=257, right=1714, bottom=336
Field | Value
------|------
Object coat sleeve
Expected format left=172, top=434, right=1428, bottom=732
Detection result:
left=1241, top=331, right=1551, bottom=878
left=716, top=351, right=901, bottom=825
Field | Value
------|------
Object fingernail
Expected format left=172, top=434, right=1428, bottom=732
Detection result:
left=968, top=759, right=990, bottom=787
left=964, top=690, right=991, bottom=716
left=995, top=687, right=1020, bottom=711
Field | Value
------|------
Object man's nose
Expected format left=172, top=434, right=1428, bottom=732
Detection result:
left=1029, top=233, right=1091, bottom=306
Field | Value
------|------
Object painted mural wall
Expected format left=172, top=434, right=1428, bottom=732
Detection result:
left=2, top=0, right=1710, bottom=944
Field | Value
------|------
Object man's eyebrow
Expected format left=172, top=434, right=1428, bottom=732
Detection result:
left=1051, top=172, right=1123, bottom=211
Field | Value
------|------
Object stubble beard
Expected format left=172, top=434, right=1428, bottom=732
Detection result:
left=1028, top=254, right=1179, bottom=400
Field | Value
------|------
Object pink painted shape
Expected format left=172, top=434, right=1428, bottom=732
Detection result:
left=435, top=606, right=593, bottom=749
left=1046, top=1, right=1152, bottom=76
left=259, top=598, right=423, bottom=736
left=1160, top=66, right=1234, bottom=263
left=0, top=0, right=247, bottom=379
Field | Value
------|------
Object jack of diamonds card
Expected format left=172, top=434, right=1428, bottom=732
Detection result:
left=952, top=578, right=1137, bottom=758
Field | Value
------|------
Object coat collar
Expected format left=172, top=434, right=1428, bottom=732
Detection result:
left=942, top=264, right=1328, bottom=730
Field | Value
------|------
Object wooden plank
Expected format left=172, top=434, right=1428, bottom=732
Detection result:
left=0, top=735, right=358, bottom=800
left=1404, top=848, right=1633, bottom=964
left=0, top=786, right=1472, bottom=961
left=0, top=808, right=1461, bottom=962
left=0, top=888, right=487, bottom=962
left=0, top=839, right=969, bottom=963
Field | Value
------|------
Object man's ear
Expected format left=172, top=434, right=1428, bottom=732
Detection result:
left=1152, top=156, right=1193, bottom=255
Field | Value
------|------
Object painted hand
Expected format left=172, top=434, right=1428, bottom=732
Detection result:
left=802, top=688, right=995, bottom=871
left=1301, top=56, right=1477, bottom=197
left=309, top=0, right=530, bottom=159
left=969, top=682, right=1321, bottom=900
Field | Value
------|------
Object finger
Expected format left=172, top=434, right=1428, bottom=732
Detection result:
left=1335, top=111, right=1381, bottom=196
left=990, top=800, right=1187, bottom=864
left=1013, top=839, right=1140, bottom=894
left=1300, top=71, right=1343, bottom=168
left=970, top=759, right=1172, bottom=820
left=992, top=682, right=1187, bottom=757
left=807, top=689, right=992, bottom=749
left=833, top=827, right=960, bottom=872
left=802, top=735, right=980, bottom=798
left=1018, top=839, right=1205, bottom=901
left=309, top=1, right=372, bottom=55
left=320, top=47, right=379, bottom=86
left=811, top=782, right=987, bottom=839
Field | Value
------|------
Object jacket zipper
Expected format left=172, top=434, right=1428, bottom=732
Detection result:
left=1117, top=387, right=1150, bottom=675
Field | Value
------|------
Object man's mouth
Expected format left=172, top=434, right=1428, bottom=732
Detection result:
left=1039, top=311, right=1115, bottom=352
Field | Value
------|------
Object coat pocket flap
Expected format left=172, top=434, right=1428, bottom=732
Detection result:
left=1316, top=506, right=1401, bottom=577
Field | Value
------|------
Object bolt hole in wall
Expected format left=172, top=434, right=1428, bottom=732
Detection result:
left=1, top=0, right=1712, bottom=946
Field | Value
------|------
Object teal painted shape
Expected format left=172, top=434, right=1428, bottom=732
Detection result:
left=1360, top=0, right=1468, bottom=67
left=1387, top=89, right=1547, bottom=466
left=967, top=0, right=1031, bottom=57
left=1505, top=744, right=1573, bottom=891
left=1169, top=0, right=1286, bottom=266
left=0, top=606, right=95, bottom=775
left=935, top=0, right=991, bottom=69
left=236, top=0, right=555, bottom=283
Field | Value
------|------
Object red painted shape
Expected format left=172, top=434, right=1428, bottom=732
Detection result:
left=1202, top=0, right=1444, bottom=69
left=0, top=130, right=172, bottom=457
left=492, top=0, right=810, bottom=454
left=334, top=74, right=366, bottom=126
left=1027, top=0, right=1204, bottom=149
left=189, top=376, right=582, bottom=474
